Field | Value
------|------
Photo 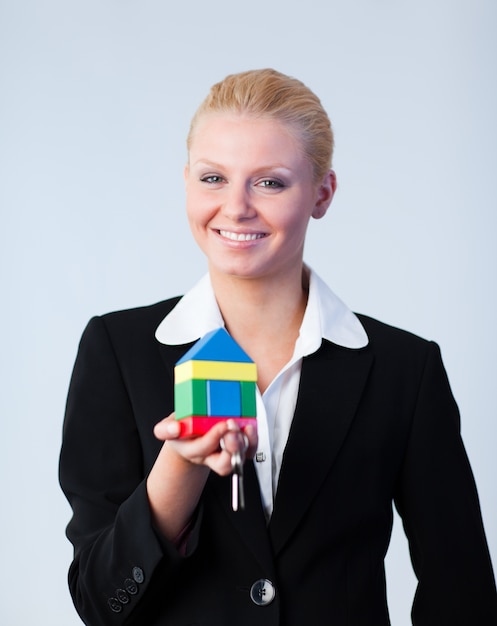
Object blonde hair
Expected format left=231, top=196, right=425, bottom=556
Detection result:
left=187, top=68, right=334, bottom=182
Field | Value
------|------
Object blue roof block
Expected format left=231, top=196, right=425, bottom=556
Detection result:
left=176, top=328, right=253, bottom=365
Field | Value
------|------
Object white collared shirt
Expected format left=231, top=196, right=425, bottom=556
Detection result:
left=156, top=267, right=368, bottom=519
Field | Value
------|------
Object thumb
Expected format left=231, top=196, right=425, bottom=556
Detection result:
left=153, top=413, right=181, bottom=441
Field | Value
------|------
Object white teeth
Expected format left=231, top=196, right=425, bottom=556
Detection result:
left=219, top=230, right=265, bottom=241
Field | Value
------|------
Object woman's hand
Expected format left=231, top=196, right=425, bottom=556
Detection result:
left=147, top=414, right=258, bottom=541
left=154, top=414, right=258, bottom=475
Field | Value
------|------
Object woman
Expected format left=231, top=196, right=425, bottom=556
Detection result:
left=60, top=69, right=497, bottom=625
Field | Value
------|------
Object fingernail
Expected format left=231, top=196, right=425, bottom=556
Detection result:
left=245, top=424, right=256, bottom=437
left=164, top=421, right=180, bottom=435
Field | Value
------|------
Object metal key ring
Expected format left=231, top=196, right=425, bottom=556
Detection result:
left=220, top=431, right=249, bottom=453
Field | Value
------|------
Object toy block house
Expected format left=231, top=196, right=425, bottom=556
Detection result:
left=174, top=328, right=257, bottom=437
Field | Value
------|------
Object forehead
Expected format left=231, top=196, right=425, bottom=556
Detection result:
left=189, top=112, right=305, bottom=161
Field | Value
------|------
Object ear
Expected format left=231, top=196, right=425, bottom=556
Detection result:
left=311, top=170, right=337, bottom=219
left=183, top=164, right=189, bottom=183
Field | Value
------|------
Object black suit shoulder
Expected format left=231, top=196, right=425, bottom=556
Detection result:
left=356, top=312, right=431, bottom=347
left=356, top=312, right=437, bottom=362
left=79, top=296, right=185, bottom=364
left=99, top=296, right=182, bottom=334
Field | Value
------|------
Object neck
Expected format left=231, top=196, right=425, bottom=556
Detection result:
left=211, top=265, right=308, bottom=325
left=209, top=266, right=309, bottom=391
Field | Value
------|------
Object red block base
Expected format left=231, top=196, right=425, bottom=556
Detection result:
left=177, top=416, right=257, bottom=438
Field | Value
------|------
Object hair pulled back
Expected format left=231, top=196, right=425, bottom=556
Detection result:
left=187, top=68, right=334, bottom=183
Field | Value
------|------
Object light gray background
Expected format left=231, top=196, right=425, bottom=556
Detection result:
left=1, top=1, right=495, bottom=624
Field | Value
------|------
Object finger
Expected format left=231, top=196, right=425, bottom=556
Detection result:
left=243, top=423, right=258, bottom=459
left=154, top=413, right=181, bottom=441
left=220, top=419, right=257, bottom=463
left=221, top=432, right=245, bottom=455
left=187, top=421, right=241, bottom=475
left=221, top=419, right=252, bottom=453
left=174, top=420, right=232, bottom=461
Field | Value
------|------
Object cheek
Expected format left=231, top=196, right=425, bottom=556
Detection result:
left=185, top=194, right=205, bottom=227
left=279, top=207, right=312, bottom=241
left=185, top=208, right=208, bottom=253
left=185, top=190, right=217, bottom=227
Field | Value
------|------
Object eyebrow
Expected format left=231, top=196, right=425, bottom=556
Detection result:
left=191, top=159, right=295, bottom=175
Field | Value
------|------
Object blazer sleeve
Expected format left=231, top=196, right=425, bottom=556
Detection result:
left=59, top=316, right=200, bottom=625
left=394, top=342, right=497, bottom=625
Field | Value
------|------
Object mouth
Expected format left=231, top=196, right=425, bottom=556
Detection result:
left=218, top=229, right=267, bottom=242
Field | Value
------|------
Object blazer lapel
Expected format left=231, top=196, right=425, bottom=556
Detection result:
left=157, top=341, right=195, bottom=382
left=269, top=341, right=373, bottom=554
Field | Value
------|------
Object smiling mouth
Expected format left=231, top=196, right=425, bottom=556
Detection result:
left=218, top=230, right=266, bottom=242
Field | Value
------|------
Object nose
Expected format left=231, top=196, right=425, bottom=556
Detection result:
left=221, top=183, right=256, bottom=221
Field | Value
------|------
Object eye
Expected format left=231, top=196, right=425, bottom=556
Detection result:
left=200, top=175, right=224, bottom=184
left=257, top=179, right=284, bottom=189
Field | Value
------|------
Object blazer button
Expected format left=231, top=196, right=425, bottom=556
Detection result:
left=108, top=597, right=122, bottom=613
left=250, top=579, right=275, bottom=606
left=116, top=588, right=129, bottom=604
left=132, top=566, right=145, bottom=584
left=124, top=578, right=138, bottom=595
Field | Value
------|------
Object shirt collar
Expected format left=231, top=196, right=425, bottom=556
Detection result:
left=155, top=267, right=369, bottom=350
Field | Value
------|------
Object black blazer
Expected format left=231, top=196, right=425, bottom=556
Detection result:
left=59, top=297, right=497, bottom=625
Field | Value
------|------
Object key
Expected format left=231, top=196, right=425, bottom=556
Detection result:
left=231, top=451, right=245, bottom=512
left=221, top=430, right=248, bottom=512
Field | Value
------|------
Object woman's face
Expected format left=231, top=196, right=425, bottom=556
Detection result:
left=185, top=113, right=335, bottom=284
